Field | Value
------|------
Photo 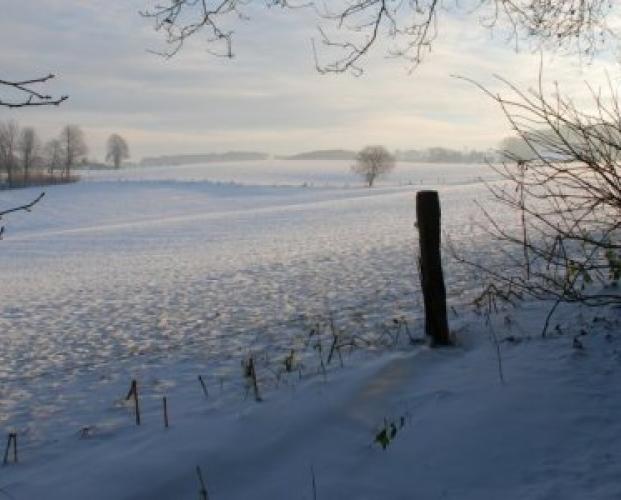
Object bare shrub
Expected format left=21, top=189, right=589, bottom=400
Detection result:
left=455, top=73, right=621, bottom=329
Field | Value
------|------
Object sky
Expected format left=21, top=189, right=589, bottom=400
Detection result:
left=2, top=0, right=621, bottom=162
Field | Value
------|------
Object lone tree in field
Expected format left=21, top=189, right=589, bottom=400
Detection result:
left=59, top=125, right=87, bottom=179
left=106, top=134, right=130, bottom=169
left=352, top=146, right=396, bottom=187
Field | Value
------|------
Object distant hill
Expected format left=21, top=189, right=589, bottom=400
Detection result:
left=277, top=149, right=357, bottom=161
left=140, top=152, right=269, bottom=166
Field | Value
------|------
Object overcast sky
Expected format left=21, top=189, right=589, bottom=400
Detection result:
left=2, top=1, right=620, bottom=162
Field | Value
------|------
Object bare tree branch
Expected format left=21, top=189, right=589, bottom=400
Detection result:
left=0, top=74, right=68, bottom=108
left=453, top=69, right=621, bottom=314
left=0, top=192, right=45, bottom=218
left=0, top=192, right=45, bottom=240
left=140, top=0, right=615, bottom=73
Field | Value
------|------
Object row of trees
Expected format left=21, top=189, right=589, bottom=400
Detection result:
left=0, top=122, right=130, bottom=188
left=396, top=148, right=490, bottom=164
left=0, top=122, right=86, bottom=188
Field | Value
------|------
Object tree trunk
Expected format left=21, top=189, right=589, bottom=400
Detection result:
left=7, top=164, right=14, bottom=188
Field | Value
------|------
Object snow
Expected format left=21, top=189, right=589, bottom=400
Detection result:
left=80, top=160, right=498, bottom=187
left=0, top=161, right=619, bottom=498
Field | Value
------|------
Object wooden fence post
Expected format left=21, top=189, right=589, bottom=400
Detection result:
left=416, top=190, right=451, bottom=345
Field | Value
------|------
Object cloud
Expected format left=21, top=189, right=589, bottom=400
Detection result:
left=2, top=1, right=619, bottom=160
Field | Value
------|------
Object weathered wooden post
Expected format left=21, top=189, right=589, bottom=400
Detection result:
left=416, top=190, right=451, bottom=345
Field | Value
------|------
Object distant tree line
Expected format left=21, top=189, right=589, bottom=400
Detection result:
left=140, top=151, right=266, bottom=166
left=0, top=121, right=130, bottom=189
left=0, top=121, right=87, bottom=188
left=278, top=148, right=492, bottom=163
left=395, top=148, right=491, bottom=164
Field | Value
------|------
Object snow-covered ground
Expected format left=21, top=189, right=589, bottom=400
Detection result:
left=0, top=161, right=619, bottom=499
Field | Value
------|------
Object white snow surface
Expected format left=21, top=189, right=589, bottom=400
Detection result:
left=0, top=161, right=619, bottom=499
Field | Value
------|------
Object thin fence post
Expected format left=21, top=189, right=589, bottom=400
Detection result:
left=3, top=433, right=17, bottom=465
left=416, top=190, right=451, bottom=345
left=126, top=380, right=141, bottom=426
left=198, top=375, right=209, bottom=398
left=3, top=434, right=9, bottom=465
left=163, top=396, right=169, bottom=428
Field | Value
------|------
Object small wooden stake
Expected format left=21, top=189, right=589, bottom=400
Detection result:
left=3, top=433, right=17, bottom=465
left=3, top=434, right=10, bottom=465
left=198, top=375, right=209, bottom=398
left=248, top=357, right=262, bottom=402
left=3, top=434, right=11, bottom=465
left=126, top=379, right=141, bottom=426
left=163, top=396, right=169, bottom=428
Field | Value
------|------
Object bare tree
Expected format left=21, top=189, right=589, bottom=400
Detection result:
left=44, top=139, right=63, bottom=178
left=18, top=127, right=40, bottom=184
left=106, top=134, right=130, bottom=169
left=0, top=74, right=68, bottom=108
left=140, top=1, right=614, bottom=74
left=0, top=121, right=20, bottom=188
left=451, top=73, right=621, bottom=333
left=59, top=125, right=88, bottom=179
left=352, top=145, right=395, bottom=187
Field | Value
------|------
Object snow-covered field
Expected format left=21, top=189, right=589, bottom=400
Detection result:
left=0, top=161, right=619, bottom=499
left=81, top=160, right=498, bottom=187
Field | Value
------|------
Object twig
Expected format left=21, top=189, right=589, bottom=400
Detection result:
left=542, top=298, right=562, bottom=338
left=311, top=465, right=318, bottom=500
left=198, top=375, right=209, bottom=398
left=196, top=465, right=209, bottom=500
left=488, top=319, right=505, bottom=385
left=0, top=192, right=45, bottom=218
left=0, top=75, right=68, bottom=108
left=242, top=356, right=262, bottom=402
